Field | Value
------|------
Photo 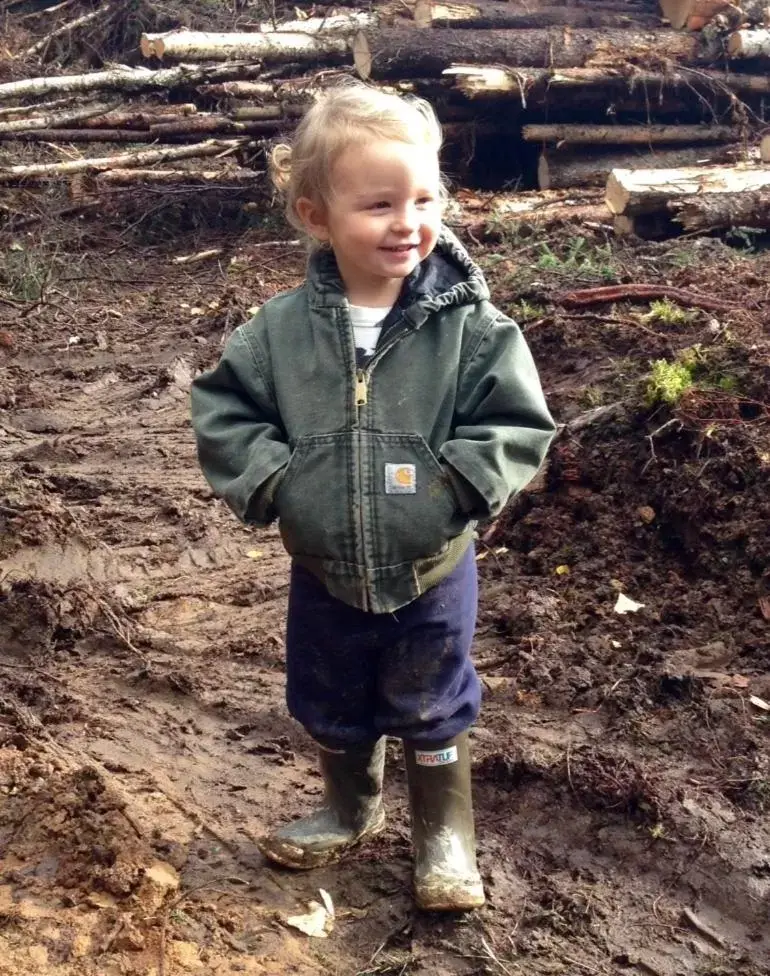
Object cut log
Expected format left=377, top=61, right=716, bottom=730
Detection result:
left=659, top=0, right=732, bottom=30
left=149, top=116, right=289, bottom=137
left=353, top=27, right=706, bottom=80
left=0, top=128, right=158, bottom=142
left=0, top=62, right=265, bottom=102
left=539, top=144, right=746, bottom=189
left=141, top=30, right=350, bottom=65
left=256, top=12, right=375, bottom=32
left=670, top=188, right=770, bottom=228
left=524, top=123, right=740, bottom=145
left=0, top=100, right=117, bottom=134
left=80, top=104, right=198, bottom=128
left=606, top=164, right=770, bottom=216
left=0, top=96, right=80, bottom=117
left=728, top=28, right=770, bottom=55
left=0, top=138, right=245, bottom=182
left=761, top=133, right=770, bottom=161
left=445, top=63, right=770, bottom=96
left=448, top=189, right=609, bottom=235
left=414, top=1, right=659, bottom=29
left=96, top=168, right=262, bottom=186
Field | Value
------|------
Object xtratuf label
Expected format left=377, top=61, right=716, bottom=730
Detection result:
left=414, top=746, right=458, bottom=767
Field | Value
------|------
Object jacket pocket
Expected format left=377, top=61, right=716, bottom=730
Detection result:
left=274, top=433, right=357, bottom=564
left=365, top=432, right=467, bottom=567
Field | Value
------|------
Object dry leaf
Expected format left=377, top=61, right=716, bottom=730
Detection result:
left=749, top=695, right=770, bottom=712
left=759, top=596, right=770, bottom=621
left=614, top=593, right=645, bottom=614
left=246, top=550, right=263, bottom=559
left=286, top=890, right=335, bottom=938
left=555, top=565, right=570, bottom=576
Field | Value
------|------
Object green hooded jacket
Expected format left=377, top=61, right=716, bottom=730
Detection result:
left=191, top=228, right=556, bottom=613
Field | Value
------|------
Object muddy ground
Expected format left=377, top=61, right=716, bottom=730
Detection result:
left=1, top=185, right=769, bottom=976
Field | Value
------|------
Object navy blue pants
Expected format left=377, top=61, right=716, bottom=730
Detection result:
left=285, top=545, right=481, bottom=747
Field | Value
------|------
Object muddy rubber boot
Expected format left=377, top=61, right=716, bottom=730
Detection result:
left=257, top=738, right=386, bottom=869
left=404, top=732, right=486, bottom=911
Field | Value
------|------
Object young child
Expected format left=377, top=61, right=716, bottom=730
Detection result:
left=190, top=83, right=555, bottom=912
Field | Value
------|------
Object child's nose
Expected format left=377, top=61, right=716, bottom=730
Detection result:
left=392, top=205, right=418, bottom=233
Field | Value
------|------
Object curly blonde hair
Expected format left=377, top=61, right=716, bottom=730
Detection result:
left=270, top=80, right=443, bottom=234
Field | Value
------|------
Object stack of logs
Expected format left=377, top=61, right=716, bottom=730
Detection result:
left=1, top=0, right=770, bottom=236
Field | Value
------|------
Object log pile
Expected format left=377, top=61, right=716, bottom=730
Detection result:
left=0, top=0, right=768, bottom=237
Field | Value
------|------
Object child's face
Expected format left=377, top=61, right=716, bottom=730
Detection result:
left=297, top=138, right=442, bottom=304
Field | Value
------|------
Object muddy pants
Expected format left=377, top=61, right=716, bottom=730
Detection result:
left=285, top=544, right=481, bottom=747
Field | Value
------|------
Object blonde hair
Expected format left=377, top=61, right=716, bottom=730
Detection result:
left=270, top=81, right=443, bottom=234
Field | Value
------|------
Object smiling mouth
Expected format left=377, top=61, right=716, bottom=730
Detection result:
left=380, top=244, right=418, bottom=253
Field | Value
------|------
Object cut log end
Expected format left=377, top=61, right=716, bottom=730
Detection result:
left=353, top=31, right=372, bottom=80
left=413, top=0, right=433, bottom=28
left=605, top=170, right=630, bottom=215
left=140, top=34, right=164, bottom=58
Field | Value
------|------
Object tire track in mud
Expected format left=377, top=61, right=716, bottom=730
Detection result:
left=1, top=237, right=769, bottom=975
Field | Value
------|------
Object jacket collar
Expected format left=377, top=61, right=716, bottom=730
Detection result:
left=306, top=227, right=489, bottom=326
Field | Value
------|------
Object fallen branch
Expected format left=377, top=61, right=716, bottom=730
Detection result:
left=0, top=62, right=266, bottom=102
left=96, top=167, right=261, bottom=185
left=0, top=100, right=118, bottom=134
left=555, top=283, right=739, bottom=312
left=0, top=138, right=245, bottom=182
left=524, top=123, right=741, bottom=145
left=25, top=2, right=116, bottom=57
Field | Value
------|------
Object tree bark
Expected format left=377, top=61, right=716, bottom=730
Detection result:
left=416, top=1, right=660, bottom=29
left=669, top=188, right=770, bottom=228
left=256, top=12, right=375, bottom=33
left=141, top=30, right=350, bottom=65
left=0, top=63, right=265, bottom=102
left=524, top=123, right=741, bottom=144
left=0, top=128, right=159, bottom=142
left=761, top=133, right=770, bottom=161
left=444, top=63, right=770, bottom=96
left=0, top=138, right=244, bottom=182
left=728, top=28, right=770, bottom=55
left=539, top=144, right=746, bottom=189
left=0, top=101, right=117, bottom=134
left=96, top=168, right=262, bottom=186
left=80, top=104, right=198, bottom=128
left=449, top=189, right=608, bottom=235
left=606, top=164, right=770, bottom=215
left=149, top=116, right=290, bottom=137
left=659, top=0, right=733, bottom=30
left=353, top=27, right=707, bottom=80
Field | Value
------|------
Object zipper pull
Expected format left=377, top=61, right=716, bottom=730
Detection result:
left=356, top=371, right=368, bottom=407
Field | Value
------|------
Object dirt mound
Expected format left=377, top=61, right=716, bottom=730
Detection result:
left=0, top=763, right=150, bottom=898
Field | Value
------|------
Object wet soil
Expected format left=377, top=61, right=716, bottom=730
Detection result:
left=1, top=199, right=769, bottom=976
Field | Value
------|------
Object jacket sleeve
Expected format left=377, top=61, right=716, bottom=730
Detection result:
left=439, top=312, right=556, bottom=519
left=190, top=321, right=290, bottom=525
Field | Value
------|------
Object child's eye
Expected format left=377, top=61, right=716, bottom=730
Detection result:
left=369, top=201, right=390, bottom=210
left=417, top=196, right=435, bottom=207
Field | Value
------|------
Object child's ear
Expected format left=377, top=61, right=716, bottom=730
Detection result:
left=296, top=197, right=330, bottom=242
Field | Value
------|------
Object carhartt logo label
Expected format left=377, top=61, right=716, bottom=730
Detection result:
left=415, top=746, right=458, bottom=767
left=385, top=463, right=416, bottom=494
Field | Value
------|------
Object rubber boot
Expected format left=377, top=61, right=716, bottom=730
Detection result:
left=404, top=732, right=486, bottom=911
left=257, top=738, right=386, bottom=869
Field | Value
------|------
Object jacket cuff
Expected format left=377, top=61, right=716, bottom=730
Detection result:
left=442, top=463, right=487, bottom=518
left=245, top=465, right=286, bottom=525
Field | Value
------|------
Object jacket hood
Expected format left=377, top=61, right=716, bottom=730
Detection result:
left=306, top=226, right=490, bottom=326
